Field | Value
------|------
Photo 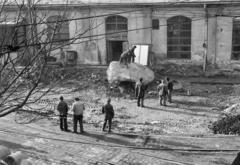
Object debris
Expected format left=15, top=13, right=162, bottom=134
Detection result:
left=107, top=61, right=155, bottom=84
left=210, top=114, right=240, bottom=135
left=223, top=103, right=240, bottom=115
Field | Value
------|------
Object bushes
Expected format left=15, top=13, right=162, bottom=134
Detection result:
left=210, top=115, right=240, bottom=135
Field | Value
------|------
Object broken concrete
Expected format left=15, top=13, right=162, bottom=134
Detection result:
left=223, top=103, right=240, bottom=115
left=107, top=61, right=154, bottom=84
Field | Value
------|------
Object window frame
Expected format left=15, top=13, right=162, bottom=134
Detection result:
left=167, top=16, right=191, bottom=59
left=0, top=19, right=27, bottom=51
left=152, top=19, right=159, bottom=30
left=46, top=15, right=70, bottom=45
left=232, top=17, right=240, bottom=60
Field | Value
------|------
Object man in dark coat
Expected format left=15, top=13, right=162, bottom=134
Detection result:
left=135, top=78, right=146, bottom=107
left=102, top=98, right=115, bottom=133
left=57, top=96, right=69, bottom=131
left=119, top=49, right=129, bottom=66
left=166, top=77, right=173, bottom=103
left=129, top=45, right=136, bottom=63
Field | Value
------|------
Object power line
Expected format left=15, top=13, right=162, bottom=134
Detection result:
left=0, top=14, right=217, bottom=51
left=14, top=8, right=146, bottom=27
left=8, top=0, right=207, bottom=28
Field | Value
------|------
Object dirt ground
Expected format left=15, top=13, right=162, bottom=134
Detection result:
left=2, top=67, right=240, bottom=164
left=18, top=67, right=240, bottom=136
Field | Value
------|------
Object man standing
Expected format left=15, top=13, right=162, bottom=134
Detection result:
left=129, top=45, right=136, bottom=63
left=72, top=97, right=85, bottom=133
left=57, top=96, right=69, bottom=131
left=157, top=80, right=167, bottom=106
left=119, top=49, right=129, bottom=66
left=166, top=77, right=173, bottom=103
left=102, top=98, right=115, bottom=133
left=135, top=78, right=146, bottom=107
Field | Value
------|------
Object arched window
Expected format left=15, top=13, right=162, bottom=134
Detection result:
left=167, top=16, right=191, bottom=59
left=232, top=18, right=240, bottom=60
left=106, top=15, right=127, bottom=32
left=0, top=18, right=27, bottom=51
left=106, top=15, right=127, bottom=40
left=47, top=15, right=69, bottom=44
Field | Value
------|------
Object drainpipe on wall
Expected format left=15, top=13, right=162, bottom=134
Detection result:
left=150, top=7, right=153, bottom=46
left=203, top=3, right=208, bottom=72
left=214, top=16, right=218, bottom=65
left=149, top=7, right=153, bottom=67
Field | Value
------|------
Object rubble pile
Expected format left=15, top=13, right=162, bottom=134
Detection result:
left=210, top=103, right=240, bottom=135
left=210, top=114, right=240, bottom=135
left=155, top=62, right=204, bottom=77
left=107, top=61, right=155, bottom=84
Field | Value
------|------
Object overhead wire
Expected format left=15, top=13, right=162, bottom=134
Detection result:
left=0, top=14, right=220, bottom=52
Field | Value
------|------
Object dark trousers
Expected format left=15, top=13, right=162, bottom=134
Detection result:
left=168, top=90, right=172, bottom=103
left=137, top=97, right=144, bottom=107
left=60, top=115, right=68, bottom=131
left=103, top=118, right=112, bottom=132
left=160, top=95, right=167, bottom=106
left=73, top=115, right=83, bottom=133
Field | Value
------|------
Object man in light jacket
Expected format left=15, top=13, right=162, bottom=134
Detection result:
left=71, top=97, right=85, bottom=133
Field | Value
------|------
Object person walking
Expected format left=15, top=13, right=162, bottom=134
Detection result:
left=57, top=96, right=69, bottom=131
left=157, top=80, right=168, bottom=106
left=71, top=97, right=85, bottom=133
left=166, top=77, right=174, bottom=103
left=102, top=98, right=115, bottom=133
left=135, top=78, right=146, bottom=107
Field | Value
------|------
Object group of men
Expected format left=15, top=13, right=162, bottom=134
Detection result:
left=157, top=77, right=173, bottom=106
left=119, top=45, right=137, bottom=66
left=57, top=96, right=115, bottom=133
left=135, top=77, right=173, bottom=107
left=57, top=76, right=173, bottom=134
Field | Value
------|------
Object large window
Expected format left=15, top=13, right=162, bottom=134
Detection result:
left=167, top=16, right=191, bottom=59
left=47, top=15, right=69, bottom=44
left=232, top=18, right=240, bottom=60
left=0, top=19, right=26, bottom=51
left=106, top=15, right=127, bottom=32
left=106, top=15, right=127, bottom=40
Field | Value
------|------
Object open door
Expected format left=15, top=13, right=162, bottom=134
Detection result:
left=106, top=40, right=113, bottom=64
left=134, top=44, right=149, bottom=65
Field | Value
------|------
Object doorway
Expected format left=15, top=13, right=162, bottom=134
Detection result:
left=107, top=40, right=126, bottom=63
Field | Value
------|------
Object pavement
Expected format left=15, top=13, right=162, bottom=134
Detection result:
left=0, top=114, right=239, bottom=165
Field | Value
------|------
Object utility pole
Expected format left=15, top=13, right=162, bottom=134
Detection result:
left=203, top=3, right=208, bottom=72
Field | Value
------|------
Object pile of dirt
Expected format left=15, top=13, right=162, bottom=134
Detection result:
left=155, top=62, right=204, bottom=77
left=209, top=115, right=240, bottom=135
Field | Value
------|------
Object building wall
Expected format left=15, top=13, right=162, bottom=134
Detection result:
left=152, top=7, right=206, bottom=66
left=3, top=4, right=240, bottom=69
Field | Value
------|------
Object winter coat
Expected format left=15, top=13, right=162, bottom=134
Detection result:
left=57, top=101, right=68, bottom=116
left=102, top=104, right=114, bottom=119
left=157, top=83, right=168, bottom=96
left=135, top=81, right=146, bottom=98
